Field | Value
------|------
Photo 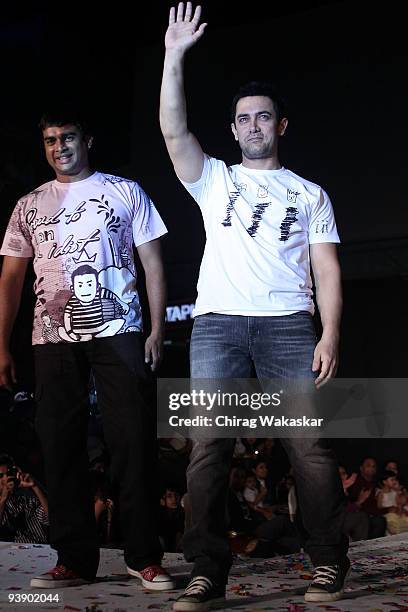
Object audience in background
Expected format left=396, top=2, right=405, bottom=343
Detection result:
left=338, top=465, right=369, bottom=541
left=0, top=453, right=48, bottom=543
left=347, top=456, right=386, bottom=539
left=158, top=486, right=185, bottom=552
left=1, top=410, right=404, bottom=554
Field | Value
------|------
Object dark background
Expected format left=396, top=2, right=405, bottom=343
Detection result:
left=1, top=0, right=407, bottom=472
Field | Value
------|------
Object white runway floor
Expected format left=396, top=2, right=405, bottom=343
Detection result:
left=0, top=534, right=407, bottom=611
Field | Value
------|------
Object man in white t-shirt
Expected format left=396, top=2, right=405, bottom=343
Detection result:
left=0, top=109, right=175, bottom=591
left=160, top=3, right=349, bottom=609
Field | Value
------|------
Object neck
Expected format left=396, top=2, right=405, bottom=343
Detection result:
left=241, top=154, right=281, bottom=170
left=55, top=167, right=93, bottom=183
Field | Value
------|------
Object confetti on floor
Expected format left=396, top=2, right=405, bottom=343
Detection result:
left=0, top=535, right=407, bottom=611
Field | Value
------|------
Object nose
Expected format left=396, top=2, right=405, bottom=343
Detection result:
left=249, top=117, right=260, bottom=133
left=55, top=137, right=68, bottom=152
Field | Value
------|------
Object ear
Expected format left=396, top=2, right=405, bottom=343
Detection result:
left=231, top=122, right=239, bottom=142
left=278, top=117, right=288, bottom=136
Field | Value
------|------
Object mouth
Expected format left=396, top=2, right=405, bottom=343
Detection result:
left=247, top=136, right=263, bottom=142
left=55, top=154, right=73, bottom=164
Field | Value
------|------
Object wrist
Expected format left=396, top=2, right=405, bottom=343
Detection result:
left=149, top=326, right=165, bottom=338
left=165, top=48, right=186, bottom=62
left=321, top=326, right=340, bottom=342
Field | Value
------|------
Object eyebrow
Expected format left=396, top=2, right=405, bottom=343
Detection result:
left=43, top=131, right=77, bottom=141
left=236, top=111, right=272, bottom=118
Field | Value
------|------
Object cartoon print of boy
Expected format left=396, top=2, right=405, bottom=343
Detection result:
left=41, top=310, right=61, bottom=343
left=58, top=264, right=125, bottom=342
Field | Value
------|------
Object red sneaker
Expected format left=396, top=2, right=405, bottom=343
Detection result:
left=30, top=564, right=90, bottom=588
left=127, top=564, right=175, bottom=590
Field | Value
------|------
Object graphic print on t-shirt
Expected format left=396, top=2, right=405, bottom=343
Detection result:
left=57, top=264, right=139, bottom=342
left=0, top=172, right=167, bottom=345
left=179, top=156, right=340, bottom=317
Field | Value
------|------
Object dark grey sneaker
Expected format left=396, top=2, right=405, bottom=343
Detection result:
left=173, top=576, right=225, bottom=611
left=304, top=557, right=351, bottom=602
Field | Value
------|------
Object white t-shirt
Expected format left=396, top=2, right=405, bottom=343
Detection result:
left=0, top=171, right=167, bottom=345
left=180, top=156, right=340, bottom=317
left=243, top=486, right=258, bottom=504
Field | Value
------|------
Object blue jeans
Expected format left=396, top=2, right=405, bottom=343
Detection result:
left=183, top=312, right=347, bottom=584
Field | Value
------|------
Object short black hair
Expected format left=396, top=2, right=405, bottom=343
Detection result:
left=231, top=81, right=285, bottom=124
left=380, top=470, right=398, bottom=482
left=0, top=453, right=15, bottom=468
left=71, top=265, right=98, bottom=283
left=39, top=107, right=91, bottom=138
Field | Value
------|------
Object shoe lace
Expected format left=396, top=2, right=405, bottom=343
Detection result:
left=185, top=576, right=213, bottom=596
left=50, top=565, right=73, bottom=578
left=312, top=565, right=338, bottom=585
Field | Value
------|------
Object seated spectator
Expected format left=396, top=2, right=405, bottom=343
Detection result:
left=158, top=486, right=185, bottom=552
left=275, top=468, right=296, bottom=507
left=377, top=470, right=400, bottom=512
left=0, top=453, right=48, bottom=543
left=89, top=469, right=115, bottom=545
left=256, top=438, right=290, bottom=490
left=253, top=459, right=276, bottom=505
left=383, top=459, right=406, bottom=491
left=243, top=472, right=264, bottom=505
left=233, top=438, right=247, bottom=459
left=338, top=465, right=369, bottom=541
left=385, top=489, right=408, bottom=535
left=347, top=456, right=386, bottom=539
left=227, top=466, right=300, bottom=557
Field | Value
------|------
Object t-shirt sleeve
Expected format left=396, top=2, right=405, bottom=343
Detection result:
left=0, top=199, right=34, bottom=257
left=130, top=184, right=168, bottom=247
left=178, top=154, right=213, bottom=208
left=308, top=188, right=340, bottom=244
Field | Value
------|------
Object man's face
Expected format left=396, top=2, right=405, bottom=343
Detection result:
left=231, top=96, right=287, bottom=161
left=73, top=274, right=98, bottom=303
left=361, top=458, right=377, bottom=480
left=0, top=464, right=13, bottom=492
left=43, top=124, right=91, bottom=179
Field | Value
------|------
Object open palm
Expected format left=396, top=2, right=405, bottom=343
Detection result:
left=165, top=2, right=207, bottom=52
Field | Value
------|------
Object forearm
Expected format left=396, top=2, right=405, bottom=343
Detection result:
left=94, top=499, right=106, bottom=522
left=32, top=485, right=48, bottom=515
left=314, top=266, right=342, bottom=340
left=160, top=50, right=189, bottom=141
left=0, top=275, right=24, bottom=349
left=0, top=498, right=7, bottom=521
left=145, top=262, right=167, bottom=336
